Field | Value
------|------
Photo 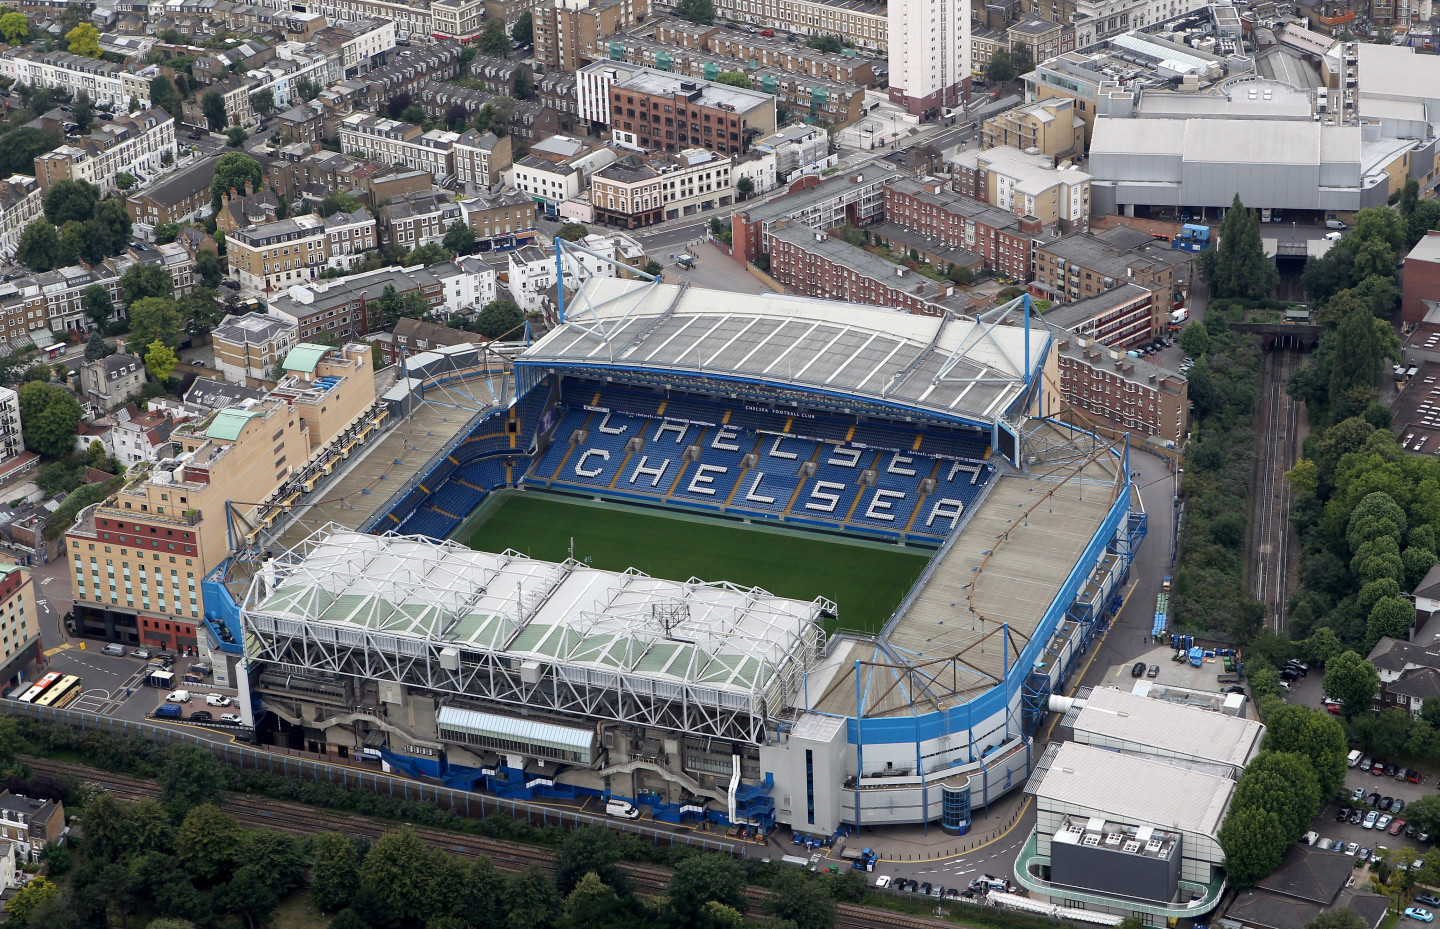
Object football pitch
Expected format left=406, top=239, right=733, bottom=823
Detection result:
left=460, top=492, right=931, bottom=634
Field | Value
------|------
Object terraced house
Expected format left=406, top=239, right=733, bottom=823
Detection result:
left=33, top=108, right=176, bottom=194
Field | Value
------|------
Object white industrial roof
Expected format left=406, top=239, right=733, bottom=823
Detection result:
left=249, top=528, right=822, bottom=697
left=1070, top=687, right=1264, bottom=770
left=1185, top=120, right=1321, bottom=165
left=521, top=279, right=1048, bottom=424
left=1091, top=118, right=1185, bottom=156
left=1035, top=742, right=1235, bottom=838
left=1357, top=43, right=1440, bottom=105
left=437, top=705, right=593, bottom=751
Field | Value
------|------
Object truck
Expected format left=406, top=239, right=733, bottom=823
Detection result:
left=844, top=847, right=878, bottom=870
left=1171, top=224, right=1211, bottom=253
left=1169, top=308, right=1189, bottom=326
left=154, top=703, right=182, bottom=719
left=1162, top=574, right=1172, bottom=593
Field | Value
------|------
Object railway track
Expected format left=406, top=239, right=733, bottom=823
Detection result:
left=1251, top=347, right=1301, bottom=632
left=29, top=757, right=964, bottom=929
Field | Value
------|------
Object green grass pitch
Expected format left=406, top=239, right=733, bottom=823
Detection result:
left=460, top=492, right=931, bottom=634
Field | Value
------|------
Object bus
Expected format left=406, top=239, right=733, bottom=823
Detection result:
left=17, top=672, right=62, bottom=703
left=34, top=675, right=80, bottom=709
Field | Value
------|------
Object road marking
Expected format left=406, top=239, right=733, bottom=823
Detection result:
left=43, top=644, right=72, bottom=657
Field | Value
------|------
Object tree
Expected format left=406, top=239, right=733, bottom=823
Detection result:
left=361, top=828, right=437, bottom=921
left=511, top=11, right=533, bottom=45
left=1012, top=41, right=1034, bottom=74
left=985, top=48, right=1017, bottom=83
left=82, top=283, right=114, bottom=330
left=0, top=12, right=29, bottom=44
left=201, top=90, right=227, bottom=130
left=177, top=803, right=241, bottom=881
left=195, top=249, right=223, bottom=289
left=85, top=332, right=113, bottom=360
left=65, top=23, right=100, bottom=57
left=715, top=72, right=751, bottom=89
left=1368, top=595, right=1415, bottom=648
left=94, top=198, right=131, bottom=255
left=400, top=290, right=432, bottom=322
left=72, top=91, right=92, bottom=134
left=116, top=172, right=137, bottom=192
left=1201, top=195, right=1277, bottom=300
left=555, top=826, right=628, bottom=896
left=150, top=75, right=182, bottom=120
left=16, top=219, right=60, bottom=272
left=401, top=104, right=425, bottom=125
left=126, top=798, right=175, bottom=858
left=505, top=866, right=561, bottom=929
left=226, top=126, right=248, bottom=148
left=43, top=179, right=98, bottom=226
left=514, top=64, right=534, bottom=101
left=1178, top=322, right=1211, bottom=357
left=121, top=263, right=175, bottom=306
left=309, top=833, right=361, bottom=912
left=1302, top=626, right=1344, bottom=666
left=644, top=259, right=663, bottom=277
left=250, top=89, right=275, bottom=117
left=474, top=300, right=523, bottom=339
left=806, top=33, right=844, bottom=53
left=319, top=191, right=360, bottom=217
left=0, top=127, right=59, bottom=176
left=557, top=873, right=628, bottom=929
left=1261, top=703, right=1348, bottom=798
left=557, top=223, right=589, bottom=242
left=1307, top=908, right=1369, bottom=929
left=765, top=870, right=836, bottom=929
left=1232, top=751, right=1322, bottom=841
left=443, top=221, right=476, bottom=256
left=1219, top=805, right=1289, bottom=888
left=377, top=284, right=404, bottom=327
left=1323, top=650, right=1380, bottom=719
left=668, top=855, right=747, bottom=927
left=22, top=363, right=49, bottom=383
left=157, top=743, right=221, bottom=807
left=736, top=175, right=755, bottom=200
left=7, top=875, right=59, bottom=927
left=128, top=297, right=183, bottom=348
left=675, top=0, right=716, bottom=23
left=404, top=242, right=451, bottom=267
left=217, top=864, right=280, bottom=929
left=479, top=18, right=510, bottom=57
left=18, top=382, right=81, bottom=458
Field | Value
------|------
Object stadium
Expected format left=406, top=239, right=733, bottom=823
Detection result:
left=234, top=272, right=1146, bottom=838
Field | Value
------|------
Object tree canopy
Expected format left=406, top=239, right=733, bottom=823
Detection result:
left=19, top=381, right=83, bottom=458
left=675, top=0, right=716, bottom=23
left=473, top=300, right=524, bottom=339
left=1200, top=195, right=1276, bottom=300
left=65, top=22, right=100, bottom=57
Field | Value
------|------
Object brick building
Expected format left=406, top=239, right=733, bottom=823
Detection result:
left=765, top=225, right=971, bottom=316
left=883, top=176, right=1045, bottom=283
left=1031, top=227, right=1191, bottom=337
left=1044, top=282, right=1155, bottom=349
left=731, top=168, right=898, bottom=264
left=1054, top=334, right=1189, bottom=445
left=1403, top=232, right=1440, bottom=326
left=534, top=0, right=650, bottom=72
left=608, top=70, right=776, bottom=156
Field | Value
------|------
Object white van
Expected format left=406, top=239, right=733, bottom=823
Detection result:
left=1348, top=749, right=1363, bottom=768
left=101, top=643, right=125, bottom=656
left=165, top=690, right=191, bottom=703
left=605, top=798, right=640, bottom=820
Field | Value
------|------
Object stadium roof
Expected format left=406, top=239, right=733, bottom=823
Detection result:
left=249, top=528, right=824, bottom=699
left=520, top=279, right=1048, bottom=425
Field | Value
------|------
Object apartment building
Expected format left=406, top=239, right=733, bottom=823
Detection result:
left=883, top=176, right=1046, bottom=282
left=652, top=22, right=877, bottom=86
left=266, top=265, right=446, bottom=340
left=981, top=98, right=1086, bottom=163
left=0, top=563, right=37, bottom=685
left=355, top=42, right=461, bottom=111
left=1023, top=53, right=1111, bottom=146
left=375, top=315, right=486, bottom=364
left=33, top=108, right=176, bottom=194
left=66, top=342, right=376, bottom=659
left=340, top=114, right=461, bottom=179
left=1032, top=227, right=1190, bottom=332
left=462, top=188, right=538, bottom=250
left=766, top=225, right=971, bottom=316
left=508, top=244, right=555, bottom=316
left=508, top=135, right=619, bottom=215
left=0, top=388, right=21, bottom=471
left=431, top=0, right=486, bottom=40
left=534, top=0, right=649, bottom=72
left=590, top=148, right=734, bottom=228
left=81, top=354, right=146, bottom=410
left=226, top=209, right=378, bottom=292
left=2, top=262, right=116, bottom=337
left=951, top=145, right=1091, bottom=232
left=274, top=0, right=434, bottom=38
left=888, top=0, right=969, bottom=117
left=1055, top=334, right=1188, bottom=445
left=182, top=74, right=258, bottom=130
left=0, top=177, right=44, bottom=262
left=1006, top=17, right=1074, bottom=63
left=211, top=312, right=298, bottom=385
left=379, top=189, right=465, bottom=251
left=454, top=129, right=513, bottom=189
left=577, top=59, right=647, bottom=128
left=0, top=47, right=153, bottom=110
left=709, top=0, right=887, bottom=52
left=313, top=16, right=397, bottom=75
left=753, top=125, right=833, bottom=182
left=0, top=790, right=63, bottom=862
left=1045, top=282, right=1154, bottom=349
left=109, top=409, right=177, bottom=469
left=609, top=70, right=776, bottom=156
left=125, top=155, right=222, bottom=232
left=731, top=167, right=898, bottom=263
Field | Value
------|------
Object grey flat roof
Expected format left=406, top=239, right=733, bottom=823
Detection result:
left=1036, top=742, right=1235, bottom=837
left=521, top=278, right=1048, bottom=425
left=1072, top=686, right=1264, bottom=769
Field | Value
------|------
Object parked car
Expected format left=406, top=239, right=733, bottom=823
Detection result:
left=190, top=711, right=212, bottom=721
left=165, top=690, right=191, bottom=703
left=1146, top=665, right=1160, bottom=678
left=1391, top=819, right=1409, bottom=836
left=1414, top=896, right=1440, bottom=908
left=1319, top=838, right=1335, bottom=850
left=220, top=713, right=242, bottom=724
left=1131, top=662, right=1146, bottom=677
left=1364, top=811, right=1380, bottom=829
left=1368, top=792, right=1382, bottom=807
left=1324, top=231, right=1344, bottom=240
left=874, top=876, right=891, bottom=889
left=102, top=643, right=125, bottom=656
left=1338, top=807, right=1353, bottom=822
left=131, top=648, right=150, bottom=659
left=1405, top=908, right=1434, bottom=923
left=1353, top=786, right=1368, bottom=801
left=919, top=883, right=932, bottom=896
left=1359, top=847, right=1373, bottom=861
left=1395, top=798, right=1407, bottom=814
left=1375, top=762, right=1387, bottom=775
left=1378, top=815, right=1395, bottom=831
left=1382, top=797, right=1395, bottom=811
left=1388, top=763, right=1402, bottom=777
left=1346, top=842, right=1360, bottom=856
left=1350, top=809, right=1365, bottom=823
left=205, top=693, right=232, bottom=707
